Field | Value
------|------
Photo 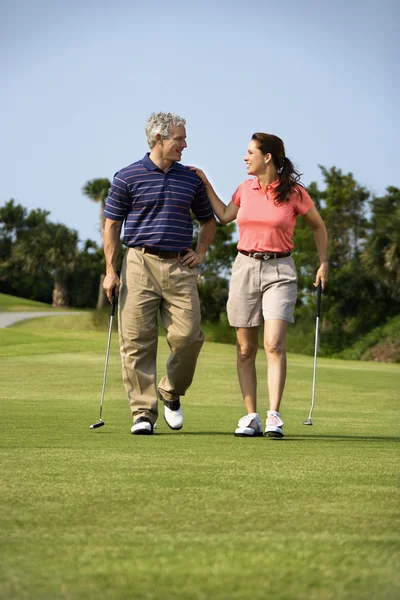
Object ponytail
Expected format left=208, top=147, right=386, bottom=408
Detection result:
left=274, top=156, right=303, bottom=204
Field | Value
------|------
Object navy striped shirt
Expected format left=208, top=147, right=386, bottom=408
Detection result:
left=103, top=154, right=214, bottom=251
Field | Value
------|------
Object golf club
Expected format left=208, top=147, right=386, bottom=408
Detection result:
left=303, top=281, right=322, bottom=425
left=90, top=288, right=118, bottom=429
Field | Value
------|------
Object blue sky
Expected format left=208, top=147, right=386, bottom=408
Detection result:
left=1, top=0, right=398, bottom=245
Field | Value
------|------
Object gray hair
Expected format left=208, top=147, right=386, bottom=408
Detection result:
left=145, top=112, right=186, bottom=149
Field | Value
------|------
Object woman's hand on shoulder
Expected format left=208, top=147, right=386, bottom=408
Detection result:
left=188, top=166, right=210, bottom=187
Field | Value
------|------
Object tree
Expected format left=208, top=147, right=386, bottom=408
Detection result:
left=292, top=168, right=399, bottom=355
left=67, top=239, right=105, bottom=308
left=82, top=178, right=111, bottom=310
left=361, top=187, right=400, bottom=297
left=0, top=199, right=118, bottom=308
left=316, top=166, right=370, bottom=267
left=10, top=221, right=79, bottom=306
left=0, top=200, right=53, bottom=300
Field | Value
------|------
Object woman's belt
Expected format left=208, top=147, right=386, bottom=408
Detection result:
left=239, top=250, right=291, bottom=261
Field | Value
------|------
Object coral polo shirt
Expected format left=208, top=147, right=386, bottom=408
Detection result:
left=232, top=178, right=314, bottom=253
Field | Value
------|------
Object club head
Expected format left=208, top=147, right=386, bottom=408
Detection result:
left=90, top=420, right=105, bottom=429
left=302, top=419, right=313, bottom=426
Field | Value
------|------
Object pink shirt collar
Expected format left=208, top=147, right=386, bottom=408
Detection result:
left=251, top=177, right=280, bottom=191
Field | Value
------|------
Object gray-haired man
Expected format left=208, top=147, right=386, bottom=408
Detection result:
left=103, top=112, right=216, bottom=435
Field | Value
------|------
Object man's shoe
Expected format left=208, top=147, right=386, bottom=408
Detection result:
left=234, top=413, right=263, bottom=437
left=265, top=411, right=284, bottom=438
left=131, top=417, right=154, bottom=435
left=158, top=391, right=183, bottom=430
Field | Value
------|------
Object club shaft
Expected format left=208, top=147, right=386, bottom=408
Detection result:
left=99, top=313, right=114, bottom=420
left=308, top=315, right=319, bottom=421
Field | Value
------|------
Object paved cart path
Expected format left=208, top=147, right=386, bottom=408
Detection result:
left=0, top=311, right=83, bottom=328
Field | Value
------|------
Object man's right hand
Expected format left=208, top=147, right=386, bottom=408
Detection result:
left=103, top=273, right=120, bottom=303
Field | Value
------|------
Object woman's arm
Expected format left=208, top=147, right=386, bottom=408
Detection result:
left=189, top=167, right=239, bottom=224
left=303, top=207, right=329, bottom=290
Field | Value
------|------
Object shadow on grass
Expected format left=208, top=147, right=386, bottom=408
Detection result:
left=286, top=434, right=400, bottom=442
left=176, top=433, right=400, bottom=441
left=89, top=431, right=399, bottom=441
left=90, top=431, right=234, bottom=436
left=122, top=432, right=400, bottom=441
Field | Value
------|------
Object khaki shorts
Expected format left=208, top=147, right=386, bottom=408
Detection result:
left=227, top=253, right=298, bottom=327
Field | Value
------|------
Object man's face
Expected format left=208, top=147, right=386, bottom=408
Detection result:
left=159, top=125, right=187, bottom=162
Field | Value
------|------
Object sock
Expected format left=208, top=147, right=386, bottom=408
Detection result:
left=268, top=410, right=280, bottom=417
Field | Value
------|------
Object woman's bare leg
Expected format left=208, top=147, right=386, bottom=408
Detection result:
left=263, top=319, right=288, bottom=411
left=236, top=327, right=259, bottom=413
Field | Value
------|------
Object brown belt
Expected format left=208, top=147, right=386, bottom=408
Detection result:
left=239, top=249, right=291, bottom=261
left=135, top=246, right=189, bottom=259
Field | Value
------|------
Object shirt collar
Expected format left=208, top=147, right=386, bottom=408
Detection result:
left=141, top=153, right=182, bottom=172
left=141, top=153, right=159, bottom=171
left=251, top=177, right=280, bottom=190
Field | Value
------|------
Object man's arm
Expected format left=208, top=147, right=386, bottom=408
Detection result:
left=103, top=218, right=123, bottom=301
left=180, top=217, right=216, bottom=268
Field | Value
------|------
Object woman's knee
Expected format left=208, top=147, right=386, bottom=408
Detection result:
left=264, top=337, right=286, bottom=355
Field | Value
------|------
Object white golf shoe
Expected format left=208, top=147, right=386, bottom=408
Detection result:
left=159, top=392, right=183, bottom=430
left=131, top=417, right=154, bottom=435
left=234, top=413, right=263, bottom=437
left=265, top=411, right=284, bottom=438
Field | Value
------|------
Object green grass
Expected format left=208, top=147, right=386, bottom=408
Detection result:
left=0, top=316, right=399, bottom=599
left=0, top=292, right=86, bottom=313
left=0, top=292, right=54, bottom=311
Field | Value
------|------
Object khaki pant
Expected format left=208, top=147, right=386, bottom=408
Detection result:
left=118, top=248, right=204, bottom=424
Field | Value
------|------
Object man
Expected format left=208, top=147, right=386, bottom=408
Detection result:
left=103, top=112, right=216, bottom=435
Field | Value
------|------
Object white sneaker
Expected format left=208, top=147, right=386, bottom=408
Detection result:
left=234, top=413, right=263, bottom=437
left=131, top=417, right=153, bottom=435
left=265, top=411, right=284, bottom=438
left=159, top=392, right=183, bottom=430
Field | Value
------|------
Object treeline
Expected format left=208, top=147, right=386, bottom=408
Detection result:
left=292, top=168, right=399, bottom=354
left=1, top=167, right=399, bottom=358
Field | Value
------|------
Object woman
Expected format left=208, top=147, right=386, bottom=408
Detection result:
left=191, top=133, right=328, bottom=438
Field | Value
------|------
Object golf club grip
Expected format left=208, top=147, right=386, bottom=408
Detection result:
left=316, top=282, right=322, bottom=318
left=110, top=291, right=117, bottom=316
left=110, top=270, right=120, bottom=317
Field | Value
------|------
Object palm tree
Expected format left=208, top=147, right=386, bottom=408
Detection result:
left=82, top=178, right=111, bottom=309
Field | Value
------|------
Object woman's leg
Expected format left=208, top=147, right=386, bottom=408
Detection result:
left=236, top=326, right=259, bottom=413
left=263, top=319, right=288, bottom=412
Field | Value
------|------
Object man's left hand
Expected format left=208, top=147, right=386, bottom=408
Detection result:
left=180, top=249, right=204, bottom=268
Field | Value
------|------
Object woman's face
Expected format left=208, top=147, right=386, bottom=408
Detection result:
left=244, top=140, right=269, bottom=176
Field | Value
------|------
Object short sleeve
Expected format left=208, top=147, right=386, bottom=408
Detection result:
left=103, top=173, right=130, bottom=221
left=232, top=183, right=243, bottom=207
left=191, top=180, right=214, bottom=222
left=292, top=186, right=315, bottom=216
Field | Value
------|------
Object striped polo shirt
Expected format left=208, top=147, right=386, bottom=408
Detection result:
left=103, top=154, right=214, bottom=251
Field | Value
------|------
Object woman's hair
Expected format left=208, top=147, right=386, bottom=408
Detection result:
left=252, top=132, right=303, bottom=203
left=145, top=112, right=186, bottom=148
